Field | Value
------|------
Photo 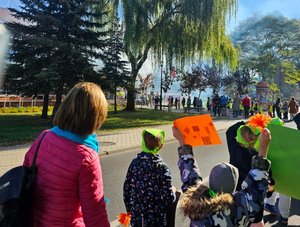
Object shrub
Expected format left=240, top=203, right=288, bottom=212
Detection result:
left=0, top=106, right=54, bottom=114
left=18, top=107, right=26, bottom=113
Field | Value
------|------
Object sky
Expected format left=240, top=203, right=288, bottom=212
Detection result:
left=2, top=0, right=300, bottom=28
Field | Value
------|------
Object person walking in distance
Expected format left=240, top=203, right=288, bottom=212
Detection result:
left=232, top=93, right=241, bottom=118
left=288, top=96, right=299, bottom=120
left=242, top=94, right=251, bottom=118
left=206, top=97, right=211, bottom=112
left=212, top=94, right=221, bottom=116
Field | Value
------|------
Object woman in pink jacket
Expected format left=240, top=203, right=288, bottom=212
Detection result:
left=23, top=82, right=110, bottom=227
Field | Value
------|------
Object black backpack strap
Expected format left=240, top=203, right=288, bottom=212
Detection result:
left=30, top=131, right=48, bottom=168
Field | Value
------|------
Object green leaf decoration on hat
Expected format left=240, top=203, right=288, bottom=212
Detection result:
left=141, top=129, right=165, bottom=154
left=208, top=189, right=217, bottom=198
left=269, top=117, right=284, bottom=126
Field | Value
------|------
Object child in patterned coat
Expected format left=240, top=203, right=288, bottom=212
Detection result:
left=123, top=129, right=175, bottom=227
left=173, top=126, right=271, bottom=226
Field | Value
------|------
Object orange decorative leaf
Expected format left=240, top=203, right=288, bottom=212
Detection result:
left=118, top=212, right=131, bottom=227
left=248, top=113, right=271, bottom=131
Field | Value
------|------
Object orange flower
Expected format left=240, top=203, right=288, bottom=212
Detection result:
left=118, top=212, right=131, bottom=227
left=247, top=113, right=271, bottom=132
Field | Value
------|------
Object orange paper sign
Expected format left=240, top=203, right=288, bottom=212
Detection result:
left=173, top=114, right=222, bottom=146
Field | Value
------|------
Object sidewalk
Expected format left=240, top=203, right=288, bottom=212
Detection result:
left=0, top=116, right=241, bottom=175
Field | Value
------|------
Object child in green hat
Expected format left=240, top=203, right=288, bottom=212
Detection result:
left=123, top=129, right=176, bottom=227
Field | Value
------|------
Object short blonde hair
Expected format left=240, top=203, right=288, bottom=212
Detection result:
left=54, top=82, right=108, bottom=136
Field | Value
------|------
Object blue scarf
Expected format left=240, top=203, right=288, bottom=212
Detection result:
left=51, top=126, right=99, bottom=153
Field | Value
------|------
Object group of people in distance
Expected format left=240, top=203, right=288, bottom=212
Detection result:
left=19, top=81, right=294, bottom=227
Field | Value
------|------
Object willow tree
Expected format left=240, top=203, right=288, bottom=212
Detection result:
left=114, top=0, right=238, bottom=111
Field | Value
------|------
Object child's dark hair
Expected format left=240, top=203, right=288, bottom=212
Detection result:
left=144, top=131, right=162, bottom=151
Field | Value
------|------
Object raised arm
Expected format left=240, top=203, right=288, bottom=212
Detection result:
left=234, top=128, right=271, bottom=224
left=225, top=121, right=246, bottom=161
left=173, top=127, right=202, bottom=192
left=225, top=121, right=257, bottom=190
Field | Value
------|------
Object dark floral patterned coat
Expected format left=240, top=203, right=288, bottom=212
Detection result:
left=123, top=152, right=175, bottom=227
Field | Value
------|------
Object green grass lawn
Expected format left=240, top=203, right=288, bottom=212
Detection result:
left=0, top=109, right=188, bottom=146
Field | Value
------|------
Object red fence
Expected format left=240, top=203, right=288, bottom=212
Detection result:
left=0, top=95, right=56, bottom=108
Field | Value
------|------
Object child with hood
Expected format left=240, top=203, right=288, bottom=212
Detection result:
left=226, top=121, right=259, bottom=191
left=226, top=116, right=283, bottom=191
left=123, top=129, right=175, bottom=227
left=226, top=116, right=290, bottom=224
left=172, top=126, right=271, bottom=226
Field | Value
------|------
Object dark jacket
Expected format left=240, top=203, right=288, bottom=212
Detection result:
left=123, top=152, right=175, bottom=227
left=178, top=147, right=270, bottom=226
left=226, top=121, right=257, bottom=190
left=213, top=95, right=221, bottom=107
left=293, top=112, right=300, bottom=130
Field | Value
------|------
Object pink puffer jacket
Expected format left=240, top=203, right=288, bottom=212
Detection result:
left=23, top=131, right=110, bottom=227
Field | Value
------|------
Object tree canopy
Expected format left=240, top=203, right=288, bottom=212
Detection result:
left=101, top=17, right=130, bottom=113
left=222, top=68, right=256, bottom=95
left=114, top=0, right=238, bottom=110
left=5, top=0, right=108, bottom=118
left=4, top=0, right=240, bottom=114
left=231, top=14, right=300, bottom=83
left=179, top=65, right=208, bottom=96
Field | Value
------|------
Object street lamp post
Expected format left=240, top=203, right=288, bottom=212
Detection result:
left=160, top=61, right=163, bottom=111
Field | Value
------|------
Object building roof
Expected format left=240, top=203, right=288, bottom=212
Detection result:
left=256, top=81, right=269, bottom=88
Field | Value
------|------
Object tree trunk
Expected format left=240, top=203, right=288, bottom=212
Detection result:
left=124, top=36, right=153, bottom=111
left=114, top=84, right=117, bottom=114
left=41, top=92, right=49, bottom=119
left=125, top=87, right=136, bottom=111
left=51, top=85, right=64, bottom=122
left=125, top=71, right=139, bottom=111
left=198, top=90, right=201, bottom=99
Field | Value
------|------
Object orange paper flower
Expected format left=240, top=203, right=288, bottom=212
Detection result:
left=118, top=212, right=131, bottom=227
left=247, top=113, right=271, bottom=132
